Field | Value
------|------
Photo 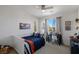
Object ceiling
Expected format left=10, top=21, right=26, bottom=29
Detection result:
left=0, top=5, right=79, bottom=18
left=25, top=5, right=79, bottom=18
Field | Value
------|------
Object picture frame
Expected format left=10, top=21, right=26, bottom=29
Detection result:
left=65, top=21, right=71, bottom=31
left=19, top=23, right=30, bottom=29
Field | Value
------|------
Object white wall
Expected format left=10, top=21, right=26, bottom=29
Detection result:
left=39, top=18, right=45, bottom=34
left=0, top=6, right=39, bottom=47
left=61, top=11, right=78, bottom=46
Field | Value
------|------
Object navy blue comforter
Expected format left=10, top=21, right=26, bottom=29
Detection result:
left=23, top=36, right=45, bottom=51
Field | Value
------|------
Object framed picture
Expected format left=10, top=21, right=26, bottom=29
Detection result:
left=19, top=23, right=30, bottom=29
left=65, top=21, right=71, bottom=31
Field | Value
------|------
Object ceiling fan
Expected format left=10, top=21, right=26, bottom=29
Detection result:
left=39, top=5, right=53, bottom=13
left=40, top=5, right=53, bottom=10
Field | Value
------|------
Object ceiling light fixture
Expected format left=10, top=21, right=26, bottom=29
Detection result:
left=42, top=10, right=46, bottom=12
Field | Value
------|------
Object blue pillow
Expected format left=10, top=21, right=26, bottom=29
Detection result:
left=34, top=33, right=41, bottom=37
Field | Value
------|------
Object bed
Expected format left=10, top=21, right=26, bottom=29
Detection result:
left=23, top=33, right=45, bottom=54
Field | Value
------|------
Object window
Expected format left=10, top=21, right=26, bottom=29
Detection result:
left=47, top=18, right=57, bottom=33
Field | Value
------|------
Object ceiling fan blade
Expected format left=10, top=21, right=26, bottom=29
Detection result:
left=45, top=6, right=53, bottom=9
left=41, top=5, right=53, bottom=10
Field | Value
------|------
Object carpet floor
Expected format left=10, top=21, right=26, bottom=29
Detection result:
left=35, top=42, right=70, bottom=54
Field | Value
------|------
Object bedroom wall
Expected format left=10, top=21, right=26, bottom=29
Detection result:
left=38, top=18, right=46, bottom=34
left=61, top=11, right=78, bottom=46
left=0, top=6, right=39, bottom=45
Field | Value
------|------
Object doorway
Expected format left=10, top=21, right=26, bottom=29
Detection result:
left=47, top=18, right=57, bottom=34
left=46, top=18, right=57, bottom=42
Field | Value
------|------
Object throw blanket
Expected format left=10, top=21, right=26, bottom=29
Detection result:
left=25, top=40, right=35, bottom=54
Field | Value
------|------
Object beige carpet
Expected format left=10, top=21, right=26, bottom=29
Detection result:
left=35, top=42, right=70, bottom=54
